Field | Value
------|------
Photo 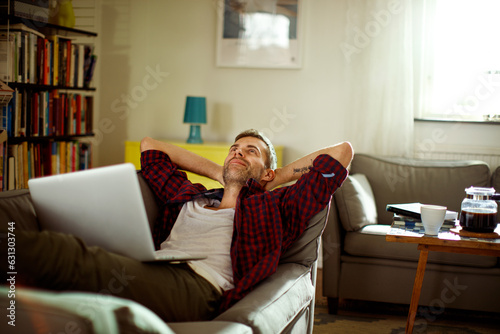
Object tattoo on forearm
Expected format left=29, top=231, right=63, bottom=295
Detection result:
left=293, top=165, right=312, bottom=175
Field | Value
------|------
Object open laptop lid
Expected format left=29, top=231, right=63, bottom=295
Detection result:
left=28, top=163, right=204, bottom=262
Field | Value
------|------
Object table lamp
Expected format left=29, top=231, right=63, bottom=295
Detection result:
left=183, top=96, right=207, bottom=144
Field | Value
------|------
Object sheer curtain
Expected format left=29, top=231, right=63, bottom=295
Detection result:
left=340, top=0, right=435, bottom=157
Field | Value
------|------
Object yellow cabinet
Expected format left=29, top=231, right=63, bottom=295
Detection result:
left=125, top=141, right=283, bottom=189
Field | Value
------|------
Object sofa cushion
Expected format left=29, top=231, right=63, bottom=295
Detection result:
left=0, top=288, right=95, bottom=334
left=343, top=225, right=498, bottom=268
left=0, top=189, right=39, bottom=231
left=334, top=174, right=377, bottom=232
left=351, top=154, right=491, bottom=225
left=0, top=286, right=175, bottom=334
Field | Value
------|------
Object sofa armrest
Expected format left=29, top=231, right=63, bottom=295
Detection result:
left=321, top=199, right=343, bottom=300
left=215, top=263, right=314, bottom=334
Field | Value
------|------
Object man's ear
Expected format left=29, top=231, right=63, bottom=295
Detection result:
left=261, top=169, right=276, bottom=182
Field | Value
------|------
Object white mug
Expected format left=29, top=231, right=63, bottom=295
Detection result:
left=420, top=205, right=447, bottom=235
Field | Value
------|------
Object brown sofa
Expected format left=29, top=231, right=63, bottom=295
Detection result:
left=0, top=171, right=330, bottom=334
left=322, top=154, right=500, bottom=315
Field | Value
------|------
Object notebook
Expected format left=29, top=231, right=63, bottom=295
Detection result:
left=386, top=202, right=458, bottom=221
left=28, top=163, right=206, bottom=263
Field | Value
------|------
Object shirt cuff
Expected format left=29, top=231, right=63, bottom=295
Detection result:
left=140, top=149, right=172, bottom=169
left=313, top=154, right=349, bottom=184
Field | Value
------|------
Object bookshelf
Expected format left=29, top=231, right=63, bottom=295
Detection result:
left=0, top=12, right=98, bottom=190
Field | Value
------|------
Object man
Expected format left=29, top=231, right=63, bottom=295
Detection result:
left=139, top=129, right=352, bottom=315
left=1, top=129, right=352, bottom=322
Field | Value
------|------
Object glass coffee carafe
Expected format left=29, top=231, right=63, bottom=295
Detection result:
left=459, top=187, right=500, bottom=233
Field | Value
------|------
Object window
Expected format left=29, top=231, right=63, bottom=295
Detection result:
left=425, top=0, right=500, bottom=122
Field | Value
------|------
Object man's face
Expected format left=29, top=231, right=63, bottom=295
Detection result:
left=223, top=136, right=269, bottom=186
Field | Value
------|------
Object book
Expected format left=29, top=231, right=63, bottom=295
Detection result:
left=0, top=23, right=45, bottom=84
left=0, top=80, right=14, bottom=108
left=0, top=32, right=15, bottom=82
left=84, top=51, right=97, bottom=87
left=46, top=35, right=59, bottom=85
left=76, top=44, right=85, bottom=87
left=386, top=202, right=458, bottom=221
left=0, top=130, right=6, bottom=190
left=7, top=155, right=15, bottom=190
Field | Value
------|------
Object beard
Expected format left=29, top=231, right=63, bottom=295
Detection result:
left=223, top=158, right=263, bottom=187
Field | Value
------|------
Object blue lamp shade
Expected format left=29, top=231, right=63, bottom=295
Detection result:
left=183, top=96, right=207, bottom=143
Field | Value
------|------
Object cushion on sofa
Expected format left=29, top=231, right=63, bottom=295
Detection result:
left=351, top=154, right=491, bottom=225
left=0, top=289, right=95, bottom=334
left=343, top=225, right=498, bottom=268
left=334, top=174, right=377, bottom=232
left=0, top=286, right=175, bottom=334
left=0, top=189, right=39, bottom=231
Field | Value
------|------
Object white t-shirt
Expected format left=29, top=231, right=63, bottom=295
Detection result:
left=156, top=197, right=235, bottom=292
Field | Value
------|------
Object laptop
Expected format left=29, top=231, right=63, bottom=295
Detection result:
left=28, top=163, right=206, bottom=263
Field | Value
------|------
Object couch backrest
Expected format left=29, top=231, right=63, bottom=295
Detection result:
left=492, top=166, right=500, bottom=192
left=279, top=204, right=329, bottom=267
left=0, top=174, right=161, bottom=234
left=351, top=154, right=491, bottom=225
left=137, top=172, right=159, bottom=232
left=491, top=166, right=500, bottom=223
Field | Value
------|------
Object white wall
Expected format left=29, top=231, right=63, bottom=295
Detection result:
left=414, top=120, right=500, bottom=170
left=96, top=0, right=351, bottom=166
left=95, top=0, right=500, bottom=169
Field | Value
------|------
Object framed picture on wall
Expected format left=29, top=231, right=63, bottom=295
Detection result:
left=216, top=0, right=302, bottom=69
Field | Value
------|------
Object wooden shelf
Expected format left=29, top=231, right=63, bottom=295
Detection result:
left=7, top=82, right=96, bottom=91
left=1, top=14, right=97, bottom=37
left=8, top=133, right=95, bottom=144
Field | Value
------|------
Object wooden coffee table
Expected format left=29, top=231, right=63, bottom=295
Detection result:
left=385, top=217, right=500, bottom=334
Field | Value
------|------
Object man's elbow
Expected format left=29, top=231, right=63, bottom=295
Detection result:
left=140, top=137, right=154, bottom=152
left=337, top=141, right=354, bottom=168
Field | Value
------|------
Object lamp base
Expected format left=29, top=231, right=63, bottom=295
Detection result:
left=186, top=124, right=203, bottom=144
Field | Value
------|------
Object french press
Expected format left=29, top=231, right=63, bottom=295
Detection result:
left=459, top=187, right=500, bottom=233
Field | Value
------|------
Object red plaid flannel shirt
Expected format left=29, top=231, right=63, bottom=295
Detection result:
left=140, top=150, right=348, bottom=311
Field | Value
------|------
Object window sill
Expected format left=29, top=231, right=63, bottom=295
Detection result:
left=414, top=117, right=500, bottom=125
